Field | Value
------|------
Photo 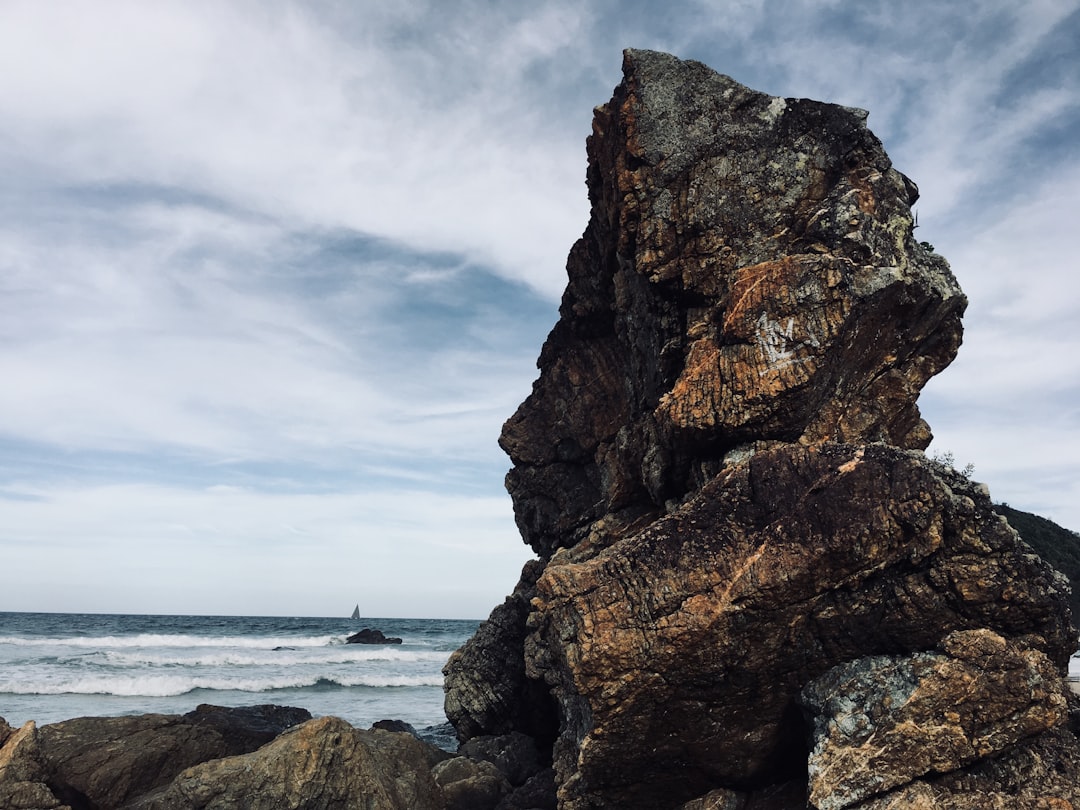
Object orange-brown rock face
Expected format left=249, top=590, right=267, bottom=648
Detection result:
left=501, top=50, right=965, bottom=560
left=445, top=49, right=1078, bottom=810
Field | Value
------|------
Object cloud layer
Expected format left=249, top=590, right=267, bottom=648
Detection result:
left=2, top=0, right=1078, bottom=617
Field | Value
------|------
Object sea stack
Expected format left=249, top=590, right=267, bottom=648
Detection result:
left=445, top=49, right=1080, bottom=809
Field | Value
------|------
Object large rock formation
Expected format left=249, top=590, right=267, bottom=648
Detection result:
left=444, top=49, right=1079, bottom=809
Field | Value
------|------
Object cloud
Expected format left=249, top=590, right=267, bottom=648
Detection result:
left=0, top=480, right=529, bottom=617
left=0, top=0, right=593, bottom=297
left=1, top=1, right=1078, bottom=617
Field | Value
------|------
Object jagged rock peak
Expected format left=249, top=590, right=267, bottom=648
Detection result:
left=501, top=49, right=966, bottom=560
left=446, top=49, right=1076, bottom=810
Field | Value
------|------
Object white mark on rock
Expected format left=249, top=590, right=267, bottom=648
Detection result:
left=756, top=313, right=820, bottom=375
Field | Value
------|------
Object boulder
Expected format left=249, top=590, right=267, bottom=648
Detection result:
left=495, top=767, right=557, bottom=810
left=347, top=628, right=404, bottom=644
left=33, top=704, right=311, bottom=809
left=444, top=48, right=1079, bottom=809
left=183, top=703, right=313, bottom=752
left=851, top=727, right=1080, bottom=808
left=459, top=731, right=546, bottom=787
left=526, top=443, right=1073, bottom=807
left=800, top=629, right=1070, bottom=809
left=432, top=756, right=511, bottom=810
left=372, top=718, right=420, bottom=736
left=126, top=716, right=446, bottom=810
left=0, top=721, right=70, bottom=810
left=499, top=49, right=965, bottom=563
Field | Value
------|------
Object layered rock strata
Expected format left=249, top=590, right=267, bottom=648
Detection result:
left=444, top=49, right=1079, bottom=809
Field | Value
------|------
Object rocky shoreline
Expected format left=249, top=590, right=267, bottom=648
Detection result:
left=5, top=49, right=1079, bottom=810
left=0, top=705, right=555, bottom=810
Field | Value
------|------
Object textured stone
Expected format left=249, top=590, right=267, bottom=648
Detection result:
left=127, top=716, right=445, bottom=810
left=801, top=629, right=1070, bottom=809
left=444, top=559, right=558, bottom=744
left=494, top=767, right=557, bottom=810
left=443, top=48, right=1078, bottom=810
left=852, top=728, right=1080, bottom=809
left=458, top=731, right=546, bottom=787
left=0, top=721, right=70, bottom=810
left=500, top=49, right=965, bottom=561
left=526, top=444, right=1073, bottom=807
left=34, top=704, right=311, bottom=809
left=433, top=756, right=511, bottom=810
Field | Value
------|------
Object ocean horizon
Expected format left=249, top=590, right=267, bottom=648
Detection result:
left=0, top=611, right=479, bottom=743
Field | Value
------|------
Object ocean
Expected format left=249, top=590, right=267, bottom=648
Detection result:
left=0, top=612, right=478, bottom=746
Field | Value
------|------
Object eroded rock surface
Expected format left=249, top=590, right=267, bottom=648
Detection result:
left=34, top=704, right=312, bottom=809
left=445, top=48, right=1079, bottom=810
left=127, top=716, right=446, bottom=810
left=500, top=49, right=965, bottom=562
left=801, top=629, right=1069, bottom=810
left=0, top=720, right=70, bottom=810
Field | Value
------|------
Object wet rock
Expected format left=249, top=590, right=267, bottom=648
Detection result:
left=346, top=627, right=403, bottom=644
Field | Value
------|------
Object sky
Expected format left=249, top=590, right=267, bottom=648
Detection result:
left=1, top=0, right=1078, bottom=619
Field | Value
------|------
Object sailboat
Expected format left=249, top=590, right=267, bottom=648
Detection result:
left=351, top=604, right=360, bottom=621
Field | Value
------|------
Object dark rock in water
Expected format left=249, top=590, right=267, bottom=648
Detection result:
left=346, top=627, right=403, bottom=644
left=417, top=721, right=460, bottom=753
left=444, top=48, right=1080, bottom=810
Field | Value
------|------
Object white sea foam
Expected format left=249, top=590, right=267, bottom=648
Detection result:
left=0, top=614, right=479, bottom=729
left=0, top=672, right=444, bottom=697
left=96, top=647, right=450, bottom=668
left=0, top=633, right=344, bottom=649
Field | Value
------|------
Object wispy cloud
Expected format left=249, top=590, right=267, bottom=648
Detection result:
left=1, top=1, right=1077, bottom=615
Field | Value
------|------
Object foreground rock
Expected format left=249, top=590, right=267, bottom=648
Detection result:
left=32, top=704, right=312, bottom=809
left=0, top=719, right=69, bottom=810
left=0, top=708, right=550, bottom=810
left=444, top=48, right=1079, bottom=809
left=128, top=716, right=446, bottom=810
left=801, top=629, right=1069, bottom=809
